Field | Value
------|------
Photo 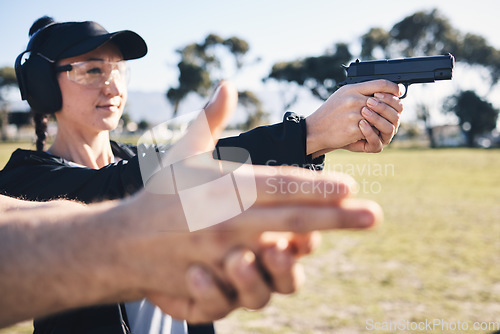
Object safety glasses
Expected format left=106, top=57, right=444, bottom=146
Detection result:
left=55, top=60, right=129, bottom=89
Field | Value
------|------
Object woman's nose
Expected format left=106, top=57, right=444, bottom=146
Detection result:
left=102, top=71, right=125, bottom=95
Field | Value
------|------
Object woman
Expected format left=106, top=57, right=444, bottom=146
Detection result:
left=1, top=16, right=402, bottom=334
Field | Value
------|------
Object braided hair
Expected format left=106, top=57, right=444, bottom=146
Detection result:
left=33, top=112, right=48, bottom=151
left=29, top=16, right=55, bottom=151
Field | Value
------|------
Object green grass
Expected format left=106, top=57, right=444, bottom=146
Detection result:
left=0, top=145, right=499, bottom=333
left=215, top=148, right=500, bottom=333
left=0, top=141, right=34, bottom=169
left=0, top=142, right=36, bottom=334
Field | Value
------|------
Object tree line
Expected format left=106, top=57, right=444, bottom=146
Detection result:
left=166, top=9, right=499, bottom=147
left=1, top=9, right=499, bottom=147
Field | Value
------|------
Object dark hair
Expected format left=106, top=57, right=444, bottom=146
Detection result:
left=29, top=17, right=54, bottom=151
left=29, top=16, right=55, bottom=37
left=33, top=112, right=48, bottom=151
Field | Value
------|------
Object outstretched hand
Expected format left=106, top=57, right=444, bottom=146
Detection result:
left=127, top=81, right=384, bottom=323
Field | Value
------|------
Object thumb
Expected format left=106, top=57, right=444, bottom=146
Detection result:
left=203, top=80, right=238, bottom=145
left=138, top=81, right=239, bottom=195
left=169, top=81, right=238, bottom=157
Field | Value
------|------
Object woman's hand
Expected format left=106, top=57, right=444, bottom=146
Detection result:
left=305, top=80, right=403, bottom=157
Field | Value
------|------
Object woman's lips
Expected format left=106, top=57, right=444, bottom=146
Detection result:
left=97, top=104, right=120, bottom=112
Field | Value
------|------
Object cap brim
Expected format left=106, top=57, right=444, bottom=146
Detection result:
left=58, top=30, right=147, bottom=60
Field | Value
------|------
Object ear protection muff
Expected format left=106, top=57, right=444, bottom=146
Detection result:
left=15, top=51, right=63, bottom=114
left=14, top=23, right=63, bottom=114
left=14, top=51, right=30, bottom=101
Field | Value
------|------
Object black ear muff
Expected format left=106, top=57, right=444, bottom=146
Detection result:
left=18, top=53, right=62, bottom=114
left=14, top=51, right=29, bottom=100
left=14, top=22, right=63, bottom=114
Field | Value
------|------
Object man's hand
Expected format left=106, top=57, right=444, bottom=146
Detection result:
left=124, top=81, right=383, bottom=323
left=0, top=81, right=384, bottom=327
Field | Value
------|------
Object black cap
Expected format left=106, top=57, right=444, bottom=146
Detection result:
left=28, top=20, right=148, bottom=61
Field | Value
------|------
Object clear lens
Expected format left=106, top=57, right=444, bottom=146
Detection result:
left=64, top=60, right=129, bottom=89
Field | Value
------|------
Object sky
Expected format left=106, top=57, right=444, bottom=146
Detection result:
left=1, top=0, right=500, bottom=123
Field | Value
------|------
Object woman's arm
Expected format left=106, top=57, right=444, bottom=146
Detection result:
left=217, top=111, right=324, bottom=169
left=217, top=80, right=403, bottom=169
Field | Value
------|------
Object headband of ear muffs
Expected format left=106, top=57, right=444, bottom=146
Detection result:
left=15, top=19, right=148, bottom=114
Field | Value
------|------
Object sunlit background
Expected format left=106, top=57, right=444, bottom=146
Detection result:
left=1, top=0, right=500, bottom=127
left=0, top=2, right=499, bottom=333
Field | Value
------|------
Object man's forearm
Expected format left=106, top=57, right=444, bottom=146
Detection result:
left=0, top=197, right=135, bottom=327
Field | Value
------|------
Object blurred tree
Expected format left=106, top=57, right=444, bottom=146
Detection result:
left=361, top=9, right=500, bottom=88
left=120, top=112, right=132, bottom=127
left=266, top=43, right=352, bottom=102
left=0, top=66, right=18, bottom=140
left=167, top=61, right=210, bottom=115
left=370, top=9, right=500, bottom=147
left=360, top=28, right=391, bottom=59
left=268, top=8, right=500, bottom=147
left=454, top=33, right=500, bottom=87
left=238, top=90, right=268, bottom=130
left=0, top=67, right=17, bottom=88
left=416, top=102, right=436, bottom=148
left=443, top=90, right=499, bottom=147
left=388, top=9, right=458, bottom=57
left=167, top=33, right=250, bottom=117
left=137, top=119, right=150, bottom=131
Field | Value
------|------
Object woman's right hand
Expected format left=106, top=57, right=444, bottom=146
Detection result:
left=305, top=79, right=403, bottom=157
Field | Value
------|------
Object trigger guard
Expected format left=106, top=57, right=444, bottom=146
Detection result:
left=399, top=84, right=409, bottom=99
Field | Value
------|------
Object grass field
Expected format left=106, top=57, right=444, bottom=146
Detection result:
left=0, top=143, right=499, bottom=334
